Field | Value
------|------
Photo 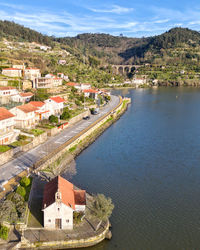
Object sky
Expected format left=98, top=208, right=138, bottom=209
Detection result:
left=0, top=0, right=200, bottom=38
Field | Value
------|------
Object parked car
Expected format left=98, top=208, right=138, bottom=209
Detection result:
left=83, top=116, right=90, bottom=120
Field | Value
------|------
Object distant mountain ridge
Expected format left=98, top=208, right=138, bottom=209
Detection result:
left=1, top=20, right=200, bottom=65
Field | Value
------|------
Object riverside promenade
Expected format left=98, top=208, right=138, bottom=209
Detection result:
left=0, top=95, right=120, bottom=198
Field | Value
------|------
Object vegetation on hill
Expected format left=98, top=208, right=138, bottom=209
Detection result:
left=1, top=20, right=200, bottom=85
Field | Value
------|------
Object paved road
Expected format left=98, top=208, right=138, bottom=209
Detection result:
left=0, top=95, right=120, bottom=185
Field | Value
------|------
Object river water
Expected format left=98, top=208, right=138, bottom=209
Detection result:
left=63, top=87, right=200, bottom=250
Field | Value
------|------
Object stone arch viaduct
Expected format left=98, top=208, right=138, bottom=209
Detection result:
left=112, top=65, right=141, bottom=75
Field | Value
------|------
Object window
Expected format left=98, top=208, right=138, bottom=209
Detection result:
left=66, top=219, right=69, bottom=223
left=58, top=208, right=60, bottom=211
left=48, top=219, right=51, bottom=222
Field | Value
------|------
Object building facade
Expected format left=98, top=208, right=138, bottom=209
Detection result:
left=0, top=107, right=16, bottom=145
left=2, top=68, right=22, bottom=77
left=24, top=68, right=41, bottom=80
left=42, top=176, right=86, bottom=230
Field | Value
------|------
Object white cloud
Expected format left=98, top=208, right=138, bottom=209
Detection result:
left=90, top=5, right=133, bottom=14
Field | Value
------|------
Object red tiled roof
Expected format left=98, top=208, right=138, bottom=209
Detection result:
left=83, top=89, right=98, bottom=93
left=43, top=176, right=86, bottom=210
left=67, top=82, right=78, bottom=87
left=17, top=103, right=38, bottom=113
left=2, top=68, right=21, bottom=71
left=0, top=107, right=15, bottom=121
left=0, top=86, right=16, bottom=90
left=50, top=96, right=65, bottom=103
left=29, top=101, right=44, bottom=107
left=19, top=92, right=33, bottom=97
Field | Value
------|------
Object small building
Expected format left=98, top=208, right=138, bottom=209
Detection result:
left=0, top=86, right=18, bottom=97
left=83, top=89, right=99, bottom=100
left=58, top=60, right=66, bottom=65
left=42, top=176, right=86, bottom=230
left=2, top=68, right=22, bottom=77
left=132, top=78, right=147, bottom=87
left=34, top=77, right=53, bottom=89
left=29, top=101, right=50, bottom=120
left=0, top=107, right=17, bottom=145
left=10, top=103, right=38, bottom=129
left=24, top=68, right=41, bottom=81
left=45, top=97, right=65, bottom=115
left=11, top=92, right=33, bottom=103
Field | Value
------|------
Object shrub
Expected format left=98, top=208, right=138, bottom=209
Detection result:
left=60, top=111, right=71, bottom=120
left=16, top=186, right=26, bottom=199
left=18, top=134, right=27, bottom=141
left=49, top=115, right=58, bottom=124
left=0, top=225, right=9, bottom=240
left=20, top=177, right=30, bottom=187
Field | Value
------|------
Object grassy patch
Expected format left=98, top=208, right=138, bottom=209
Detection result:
left=30, top=129, right=44, bottom=136
left=69, top=145, right=77, bottom=153
left=0, top=145, right=11, bottom=153
left=39, top=124, right=55, bottom=129
left=0, top=225, right=9, bottom=240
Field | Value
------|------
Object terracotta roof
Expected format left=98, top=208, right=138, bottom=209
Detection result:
left=29, top=101, right=45, bottom=107
left=83, top=89, right=98, bottom=93
left=0, top=107, right=15, bottom=121
left=43, top=176, right=86, bottom=210
left=50, top=96, right=65, bottom=103
left=19, top=92, right=33, bottom=97
left=2, top=68, right=21, bottom=71
left=67, top=82, right=78, bottom=87
left=0, top=86, right=16, bottom=91
left=17, top=103, right=38, bottom=113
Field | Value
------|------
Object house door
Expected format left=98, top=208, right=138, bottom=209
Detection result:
left=55, top=219, right=62, bottom=229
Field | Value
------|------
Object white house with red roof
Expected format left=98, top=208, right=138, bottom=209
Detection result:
left=0, top=86, right=18, bottom=97
left=42, top=176, right=86, bottom=230
left=24, top=68, right=41, bottom=80
left=29, top=101, right=50, bottom=120
left=2, top=68, right=22, bottom=77
left=83, top=89, right=99, bottom=100
left=10, top=103, right=38, bottom=129
left=0, top=107, right=17, bottom=145
left=11, top=92, right=33, bottom=103
left=45, top=96, right=65, bottom=115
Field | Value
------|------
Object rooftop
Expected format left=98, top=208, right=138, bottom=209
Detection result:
left=50, top=96, right=65, bottom=103
left=17, top=103, right=38, bottom=113
left=29, top=101, right=45, bottom=108
left=43, top=176, right=86, bottom=210
left=0, top=107, right=15, bottom=121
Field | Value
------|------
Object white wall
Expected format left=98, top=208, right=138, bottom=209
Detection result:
left=43, top=202, right=74, bottom=230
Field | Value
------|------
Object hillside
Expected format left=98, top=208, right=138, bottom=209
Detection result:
left=1, top=21, right=200, bottom=85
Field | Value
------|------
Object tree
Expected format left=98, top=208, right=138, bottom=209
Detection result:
left=60, top=111, right=71, bottom=120
left=20, top=177, right=30, bottom=187
left=91, top=194, right=114, bottom=231
left=49, top=115, right=58, bottom=124
left=16, top=186, right=26, bottom=199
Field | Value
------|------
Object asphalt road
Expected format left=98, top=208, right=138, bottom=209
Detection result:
left=0, top=95, right=120, bottom=185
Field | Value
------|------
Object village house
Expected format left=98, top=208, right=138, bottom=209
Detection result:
left=0, top=86, right=19, bottom=104
left=45, top=74, right=63, bottom=86
left=34, top=77, right=52, bottom=89
left=29, top=101, right=50, bottom=121
left=24, top=68, right=41, bottom=81
left=11, top=92, right=33, bottom=103
left=132, top=78, right=147, bottom=87
left=83, top=89, right=99, bottom=100
left=0, top=86, right=18, bottom=97
left=2, top=68, right=22, bottom=77
left=10, top=103, right=38, bottom=129
left=44, top=96, right=65, bottom=115
left=42, top=176, right=86, bottom=230
left=0, top=107, right=17, bottom=145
